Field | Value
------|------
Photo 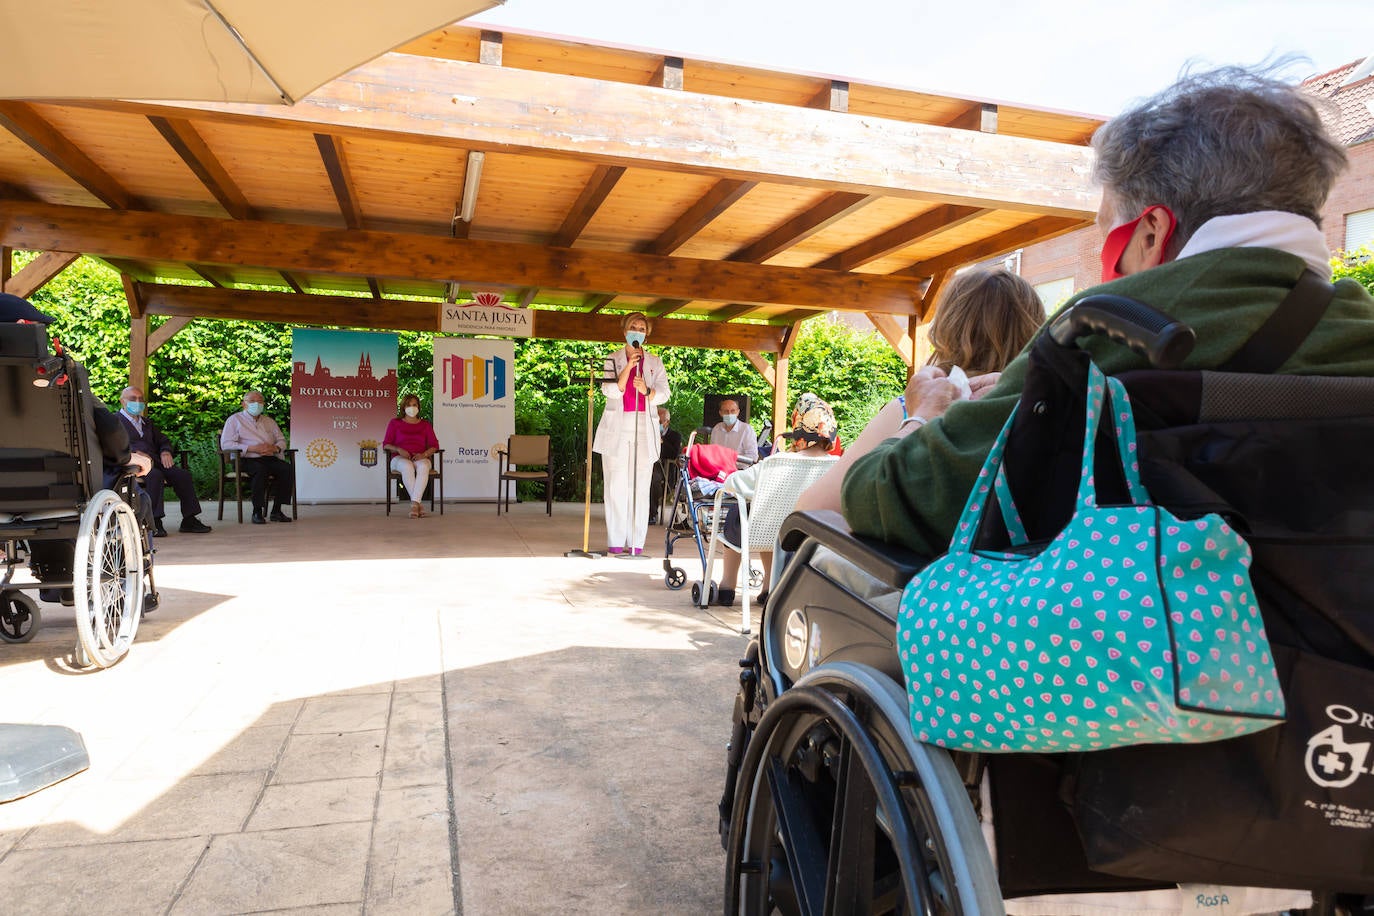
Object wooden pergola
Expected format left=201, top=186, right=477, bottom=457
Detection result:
left=0, top=24, right=1102, bottom=434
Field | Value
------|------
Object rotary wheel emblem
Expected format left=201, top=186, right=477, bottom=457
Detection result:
left=306, top=437, right=338, bottom=468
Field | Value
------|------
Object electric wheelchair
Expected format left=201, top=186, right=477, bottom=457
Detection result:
left=718, top=295, right=1374, bottom=914
left=0, top=320, right=156, bottom=668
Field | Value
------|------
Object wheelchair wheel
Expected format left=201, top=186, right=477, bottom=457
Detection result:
left=0, top=591, right=40, bottom=643
left=665, top=566, right=687, bottom=590
left=724, top=662, right=1002, bottom=916
left=72, top=490, right=144, bottom=668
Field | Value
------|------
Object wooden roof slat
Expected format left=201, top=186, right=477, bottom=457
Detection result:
left=813, top=204, right=991, bottom=272
left=551, top=164, right=625, bottom=248
left=646, top=178, right=756, bottom=256
left=1, top=202, right=923, bottom=314
left=897, top=215, right=1082, bottom=278
left=148, top=116, right=256, bottom=220
left=137, top=282, right=788, bottom=351
left=0, top=101, right=139, bottom=209
left=728, top=191, right=878, bottom=264
left=3, top=249, right=78, bottom=299
left=77, top=54, right=1097, bottom=216
left=315, top=134, right=364, bottom=230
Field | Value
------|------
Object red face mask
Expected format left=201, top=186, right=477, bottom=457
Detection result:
left=1099, top=205, right=1177, bottom=282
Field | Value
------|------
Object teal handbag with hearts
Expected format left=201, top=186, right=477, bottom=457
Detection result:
left=897, top=362, right=1285, bottom=753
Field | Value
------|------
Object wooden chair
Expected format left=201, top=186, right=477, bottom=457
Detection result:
left=384, top=449, right=445, bottom=516
left=496, top=434, right=552, bottom=516
left=216, top=448, right=298, bottom=523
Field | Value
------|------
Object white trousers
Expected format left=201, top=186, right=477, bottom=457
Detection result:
left=600, top=422, right=655, bottom=551
left=390, top=456, right=432, bottom=502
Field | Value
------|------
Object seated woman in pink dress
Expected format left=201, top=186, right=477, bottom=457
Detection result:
left=382, top=394, right=440, bottom=518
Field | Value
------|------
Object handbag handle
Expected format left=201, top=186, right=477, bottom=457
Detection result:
left=957, top=364, right=1149, bottom=553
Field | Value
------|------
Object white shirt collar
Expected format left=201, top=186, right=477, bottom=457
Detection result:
left=1176, top=211, right=1333, bottom=280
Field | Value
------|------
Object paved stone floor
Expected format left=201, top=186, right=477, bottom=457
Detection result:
left=0, top=501, right=755, bottom=915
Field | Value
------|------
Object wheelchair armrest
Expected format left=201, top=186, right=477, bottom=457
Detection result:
left=778, top=509, right=930, bottom=591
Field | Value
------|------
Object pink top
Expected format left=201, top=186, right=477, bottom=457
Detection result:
left=383, top=418, right=439, bottom=455
left=622, top=362, right=647, bottom=412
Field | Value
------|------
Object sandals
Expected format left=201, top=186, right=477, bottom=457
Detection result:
left=409, top=502, right=422, bottom=518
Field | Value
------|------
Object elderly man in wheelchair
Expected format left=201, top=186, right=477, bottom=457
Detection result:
left=718, top=68, right=1374, bottom=915
left=0, top=293, right=157, bottom=668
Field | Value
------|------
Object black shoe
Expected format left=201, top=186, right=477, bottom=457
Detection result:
left=756, top=590, right=769, bottom=610
left=268, top=510, right=292, bottom=523
left=715, top=588, right=736, bottom=608
left=142, top=593, right=158, bottom=615
left=179, top=516, right=212, bottom=534
left=251, top=510, right=267, bottom=525
left=153, top=519, right=168, bottom=538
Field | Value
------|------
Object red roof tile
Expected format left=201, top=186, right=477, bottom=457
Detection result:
left=1302, top=57, right=1374, bottom=146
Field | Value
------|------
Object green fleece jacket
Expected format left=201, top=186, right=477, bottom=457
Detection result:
left=841, top=247, right=1374, bottom=556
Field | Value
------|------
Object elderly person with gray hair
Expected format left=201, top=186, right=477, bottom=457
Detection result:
left=117, top=384, right=211, bottom=536
left=220, top=389, right=294, bottom=525
left=798, top=66, right=1374, bottom=557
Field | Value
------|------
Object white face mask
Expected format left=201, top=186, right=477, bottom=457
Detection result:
left=404, top=405, right=419, bottom=418
left=720, top=413, right=738, bottom=427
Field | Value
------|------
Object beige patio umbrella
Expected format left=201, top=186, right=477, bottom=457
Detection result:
left=0, top=0, right=504, bottom=104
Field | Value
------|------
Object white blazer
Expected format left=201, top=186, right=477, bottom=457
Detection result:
left=592, top=347, right=670, bottom=457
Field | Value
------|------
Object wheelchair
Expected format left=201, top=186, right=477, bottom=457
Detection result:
left=0, top=321, right=155, bottom=668
left=718, top=296, right=1374, bottom=914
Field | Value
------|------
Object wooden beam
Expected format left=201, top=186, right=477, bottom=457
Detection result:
left=149, top=116, right=256, bottom=220
left=743, top=350, right=775, bottom=387
left=772, top=352, right=790, bottom=443
left=478, top=30, right=503, bottom=66
left=866, top=311, right=915, bottom=367
left=729, top=192, right=877, bottom=264
left=136, top=283, right=788, bottom=351
left=651, top=56, right=684, bottom=90
left=367, top=278, right=383, bottom=299
left=517, top=287, right=539, bottom=308
left=813, top=205, right=989, bottom=272
left=920, top=270, right=951, bottom=321
left=897, top=216, right=1083, bottom=279
left=779, top=324, right=801, bottom=360
left=281, top=272, right=305, bottom=294
left=130, top=314, right=148, bottom=392
left=0, top=246, right=10, bottom=290
left=148, top=315, right=191, bottom=353
left=772, top=308, right=822, bottom=326
left=807, top=80, right=849, bottom=112
left=0, top=102, right=139, bottom=210
left=3, top=250, right=78, bottom=299
left=315, top=134, right=364, bottom=230
left=707, top=303, right=758, bottom=322
left=2, top=202, right=924, bottom=313
left=93, top=55, right=1096, bottom=216
left=583, top=293, right=615, bottom=313
left=0, top=181, right=38, bottom=202
left=190, top=265, right=227, bottom=287
left=645, top=298, right=690, bottom=318
left=947, top=103, right=999, bottom=134
left=121, top=273, right=144, bottom=319
left=551, top=165, right=625, bottom=248
left=647, top=179, right=755, bottom=256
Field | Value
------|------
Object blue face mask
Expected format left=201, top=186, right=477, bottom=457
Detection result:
left=720, top=413, right=738, bottom=428
left=624, top=330, right=646, bottom=348
left=246, top=402, right=265, bottom=418
left=125, top=401, right=144, bottom=416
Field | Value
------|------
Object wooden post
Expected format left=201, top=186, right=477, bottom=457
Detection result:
left=1, top=246, right=10, bottom=291
left=129, top=315, right=148, bottom=391
left=771, top=325, right=798, bottom=443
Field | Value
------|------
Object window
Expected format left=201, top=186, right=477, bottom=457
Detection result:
left=1346, top=209, right=1374, bottom=260
left=1033, top=277, right=1074, bottom=313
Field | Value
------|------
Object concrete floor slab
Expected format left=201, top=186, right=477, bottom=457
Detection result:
left=0, top=503, right=750, bottom=913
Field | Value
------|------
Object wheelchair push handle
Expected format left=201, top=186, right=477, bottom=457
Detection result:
left=1048, top=294, right=1196, bottom=369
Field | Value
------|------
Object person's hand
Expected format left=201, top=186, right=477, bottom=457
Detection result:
left=968, top=372, right=1002, bottom=401
left=395, top=447, right=412, bottom=460
left=634, top=377, right=648, bottom=395
left=904, top=366, right=962, bottom=421
left=160, top=450, right=174, bottom=469
left=627, top=346, right=642, bottom=367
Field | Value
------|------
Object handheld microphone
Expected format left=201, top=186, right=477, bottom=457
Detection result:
left=632, top=340, right=642, bottom=349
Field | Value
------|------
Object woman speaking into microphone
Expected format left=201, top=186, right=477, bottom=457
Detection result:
left=592, top=312, right=671, bottom=556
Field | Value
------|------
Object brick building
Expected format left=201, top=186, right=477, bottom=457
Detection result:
left=1012, top=56, right=1374, bottom=310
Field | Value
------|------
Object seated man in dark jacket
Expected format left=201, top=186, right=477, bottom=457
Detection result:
left=117, top=385, right=211, bottom=536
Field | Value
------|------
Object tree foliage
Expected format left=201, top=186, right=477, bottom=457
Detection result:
left=16, top=254, right=910, bottom=498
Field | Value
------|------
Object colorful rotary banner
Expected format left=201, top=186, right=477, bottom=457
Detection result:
left=432, top=337, right=516, bottom=500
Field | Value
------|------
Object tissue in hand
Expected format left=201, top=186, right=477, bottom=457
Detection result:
left=947, top=365, right=973, bottom=400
